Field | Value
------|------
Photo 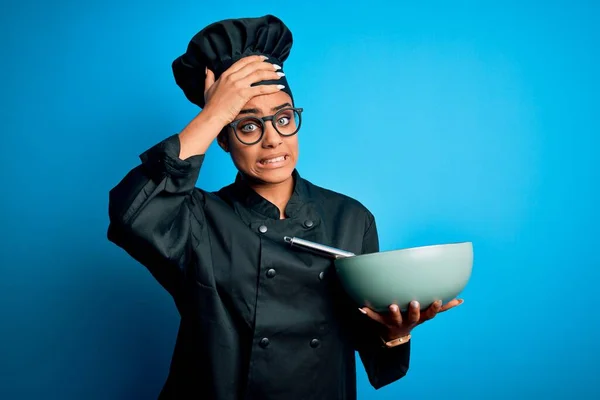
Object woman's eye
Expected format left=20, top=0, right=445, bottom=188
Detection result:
left=277, top=117, right=290, bottom=126
left=240, top=123, right=258, bottom=132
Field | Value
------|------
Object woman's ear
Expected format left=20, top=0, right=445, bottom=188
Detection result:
left=217, top=129, right=230, bottom=152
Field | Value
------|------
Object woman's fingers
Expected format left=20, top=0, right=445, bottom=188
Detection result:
left=406, top=301, right=421, bottom=325
left=439, top=298, right=464, bottom=313
left=215, top=55, right=284, bottom=102
left=231, top=58, right=280, bottom=83
left=387, top=304, right=403, bottom=327
left=420, top=300, right=443, bottom=322
left=246, top=83, right=286, bottom=97
left=358, top=307, right=386, bottom=325
left=240, top=68, right=284, bottom=89
left=359, top=299, right=465, bottom=335
left=223, top=55, right=268, bottom=77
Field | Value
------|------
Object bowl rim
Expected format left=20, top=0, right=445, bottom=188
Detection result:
left=335, top=241, right=473, bottom=263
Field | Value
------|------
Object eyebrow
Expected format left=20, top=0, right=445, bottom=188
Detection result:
left=239, top=102, right=292, bottom=115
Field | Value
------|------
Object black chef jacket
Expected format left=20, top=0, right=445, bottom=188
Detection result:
left=107, top=134, right=410, bottom=400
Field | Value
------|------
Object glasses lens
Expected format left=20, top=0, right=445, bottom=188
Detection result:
left=235, top=117, right=264, bottom=144
left=273, top=109, right=301, bottom=136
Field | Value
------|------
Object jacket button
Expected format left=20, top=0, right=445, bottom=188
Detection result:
left=259, top=338, right=270, bottom=348
left=310, top=339, right=320, bottom=348
left=318, top=271, right=325, bottom=280
left=258, top=225, right=268, bottom=233
left=266, top=268, right=276, bottom=278
left=303, top=220, right=314, bottom=228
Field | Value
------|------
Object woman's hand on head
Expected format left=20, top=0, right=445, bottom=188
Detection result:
left=202, top=55, right=285, bottom=127
left=178, top=55, right=285, bottom=159
left=359, top=298, right=464, bottom=341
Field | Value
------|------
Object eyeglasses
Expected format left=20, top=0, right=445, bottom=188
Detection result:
left=227, top=107, right=303, bottom=145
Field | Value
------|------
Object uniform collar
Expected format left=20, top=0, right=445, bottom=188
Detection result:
left=231, top=169, right=311, bottom=220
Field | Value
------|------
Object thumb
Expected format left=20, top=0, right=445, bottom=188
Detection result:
left=205, top=67, right=215, bottom=89
left=204, top=67, right=215, bottom=103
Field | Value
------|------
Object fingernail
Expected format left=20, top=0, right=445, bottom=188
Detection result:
left=205, top=66, right=208, bottom=74
left=410, top=300, right=419, bottom=308
left=277, top=84, right=285, bottom=90
left=457, top=299, right=464, bottom=306
left=261, top=55, right=269, bottom=60
left=273, top=64, right=282, bottom=70
left=358, top=308, right=367, bottom=314
left=276, top=72, right=285, bottom=77
left=390, top=305, right=398, bottom=312
left=435, top=300, right=443, bottom=307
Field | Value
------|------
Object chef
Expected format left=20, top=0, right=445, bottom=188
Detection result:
left=107, top=14, right=462, bottom=400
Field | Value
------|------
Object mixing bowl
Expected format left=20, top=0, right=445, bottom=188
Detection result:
left=333, top=242, right=473, bottom=312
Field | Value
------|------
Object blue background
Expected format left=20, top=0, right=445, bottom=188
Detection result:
left=2, top=0, right=599, bottom=399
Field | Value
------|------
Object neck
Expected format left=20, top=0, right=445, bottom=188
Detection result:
left=246, top=174, right=295, bottom=219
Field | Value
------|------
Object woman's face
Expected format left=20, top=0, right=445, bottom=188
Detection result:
left=218, top=91, right=299, bottom=186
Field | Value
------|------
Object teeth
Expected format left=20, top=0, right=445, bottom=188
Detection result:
left=262, top=156, right=285, bottom=164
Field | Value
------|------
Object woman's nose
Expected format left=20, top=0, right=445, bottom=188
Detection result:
left=261, top=124, right=282, bottom=148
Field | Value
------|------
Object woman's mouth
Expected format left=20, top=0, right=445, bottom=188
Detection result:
left=258, top=154, right=289, bottom=168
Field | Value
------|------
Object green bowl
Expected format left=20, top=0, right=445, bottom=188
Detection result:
left=334, top=242, right=473, bottom=313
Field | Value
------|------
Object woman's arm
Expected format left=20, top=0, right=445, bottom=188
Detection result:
left=107, top=111, right=222, bottom=296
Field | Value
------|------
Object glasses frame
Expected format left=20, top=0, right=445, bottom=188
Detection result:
left=227, top=107, right=304, bottom=145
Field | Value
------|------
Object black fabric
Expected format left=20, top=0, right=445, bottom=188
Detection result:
left=107, top=134, right=410, bottom=399
left=172, top=14, right=294, bottom=108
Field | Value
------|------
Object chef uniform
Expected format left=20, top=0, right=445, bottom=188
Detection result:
left=107, top=14, right=410, bottom=400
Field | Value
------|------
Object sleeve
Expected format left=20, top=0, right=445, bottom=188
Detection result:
left=353, top=213, right=411, bottom=390
left=107, top=133, right=206, bottom=298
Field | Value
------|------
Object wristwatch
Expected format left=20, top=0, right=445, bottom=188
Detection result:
left=381, top=334, right=411, bottom=348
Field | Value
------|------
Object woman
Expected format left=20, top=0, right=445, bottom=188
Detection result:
left=107, top=15, right=461, bottom=400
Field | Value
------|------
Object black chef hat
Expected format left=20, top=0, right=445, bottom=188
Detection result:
left=172, top=14, right=294, bottom=109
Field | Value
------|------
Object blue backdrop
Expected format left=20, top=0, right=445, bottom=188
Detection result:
left=2, top=0, right=599, bottom=399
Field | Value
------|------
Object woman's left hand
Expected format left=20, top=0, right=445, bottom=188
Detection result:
left=359, top=298, right=464, bottom=341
